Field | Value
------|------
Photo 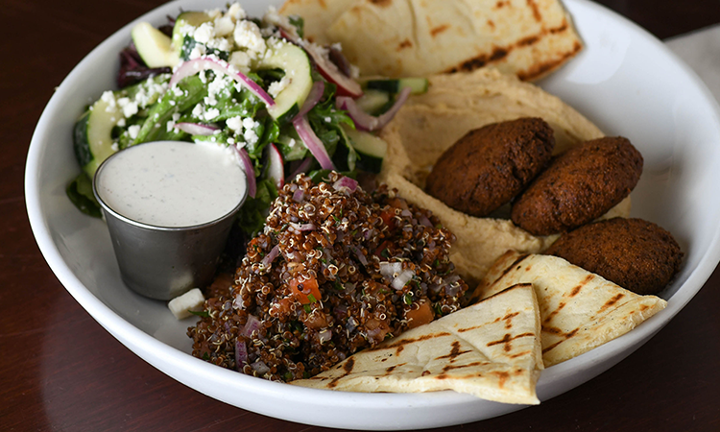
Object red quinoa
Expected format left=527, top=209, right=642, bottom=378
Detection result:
left=189, top=172, right=468, bottom=381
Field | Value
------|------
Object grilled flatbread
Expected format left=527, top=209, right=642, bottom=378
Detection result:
left=472, top=251, right=667, bottom=367
left=281, top=0, right=583, bottom=80
left=279, top=0, right=356, bottom=45
left=291, top=283, right=543, bottom=404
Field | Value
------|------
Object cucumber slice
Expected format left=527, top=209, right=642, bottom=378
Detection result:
left=355, top=90, right=390, bottom=115
left=73, top=96, right=122, bottom=176
left=365, top=77, right=429, bottom=95
left=132, top=22, right=180, bottom=68
left=172, top=11, right=213, bottom=51
left=343, top=126, right=386, bottom=173
left=258, top=42, right=313, bottom=122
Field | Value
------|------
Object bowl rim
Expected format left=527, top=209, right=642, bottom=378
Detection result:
left=23, top=0, right=720, bottom=427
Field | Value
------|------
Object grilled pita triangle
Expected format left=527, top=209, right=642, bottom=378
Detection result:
left=472, top=250, right=667, bottom=367
left=291, top=283, right=543, bottom=404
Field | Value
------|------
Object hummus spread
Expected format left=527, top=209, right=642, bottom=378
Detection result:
left=378, top=68, right=629, bottom=285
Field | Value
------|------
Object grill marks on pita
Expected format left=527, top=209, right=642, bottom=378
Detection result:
left=475, top=251, right=667, bottom=367
left=445, top=18, right=582, bottom=81
left=281, top=0, right=584, bottom=80
left=291, top=283, right=543, bottom=404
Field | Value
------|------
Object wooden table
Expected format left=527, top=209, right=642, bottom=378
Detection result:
left=3, top=0, right=720, bottom=430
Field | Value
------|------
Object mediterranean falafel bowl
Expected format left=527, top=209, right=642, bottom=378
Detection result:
left=24, top=0, right=720, bottom=429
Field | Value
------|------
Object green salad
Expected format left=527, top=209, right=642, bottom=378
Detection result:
left=67, top=3, right=427, bottom=236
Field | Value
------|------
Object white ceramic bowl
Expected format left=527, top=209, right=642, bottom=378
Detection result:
left=25, top=0, right=720, bottom=429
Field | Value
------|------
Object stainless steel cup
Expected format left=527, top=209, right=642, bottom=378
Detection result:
left=93, top=145, right=248, bottom=301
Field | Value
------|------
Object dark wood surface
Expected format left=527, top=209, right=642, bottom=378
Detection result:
left=3, top=0, right=720, bottom=430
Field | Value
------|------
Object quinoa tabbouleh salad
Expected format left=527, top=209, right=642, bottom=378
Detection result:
left=189, top=172, right=469, bottom=381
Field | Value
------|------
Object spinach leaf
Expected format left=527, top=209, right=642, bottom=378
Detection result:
left=237, top=178, right=278, bottom=236
left=66, top=172, right=102, bottom=218
left=306, top=82, right=357, bottom=171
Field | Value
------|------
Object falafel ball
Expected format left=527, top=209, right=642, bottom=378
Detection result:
left=426, top=117, right=555, bottom=217
left=544, top=217, right=683, bottom=295
left=511, top=136, right=643, bottom=235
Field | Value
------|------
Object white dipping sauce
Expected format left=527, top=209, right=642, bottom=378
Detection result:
left=95, top=141, right=247, bottom=227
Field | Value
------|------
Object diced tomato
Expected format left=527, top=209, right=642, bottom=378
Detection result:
left=405, top=300, right=434, bottom=329
left=379, top=209, right=395, bottom=230
left=374, top=240, right=392, bottom=258
left=289, top=276, right=321, bottom=304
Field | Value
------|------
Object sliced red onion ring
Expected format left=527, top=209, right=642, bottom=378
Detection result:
left=170, top=56, right=275, bottom=107
left=279, top=29, right=363, bottom=98
left=293, top=115, right=336, bottom=170
left=267, top=143, right=284, bottom=189
left=234, top=146, right=256, bottom=198
left=287, top=157, right=314, bottom=181
left=261, top=245, right=280, bottom=267
left=308, top=46, right=363, bottom=98
left=337, top=86, right=411, bottom=131
left=332, top=176, right=358, bottom=194
left=174, top=122, right=219, bottom=136
left=296, top=80, right=325, bottom=119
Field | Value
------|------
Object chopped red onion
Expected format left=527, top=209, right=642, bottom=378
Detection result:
left=363, top=228, right=375, bottom=240
left=251, top=361, right=270, bottom=375
left=445, top=275, right=461, bottom=284
left=233, top=146, right=256, bottom=198
left=336, top=86, right=411, bottom=131
left=240, top=314, right=262, bottom=339
left=332, top=176, right=358, bottom=194
left=171, top=56, right=275, bottom=107
left=318, top=329, right=333, bottom=344
left=445, top=282, right=463, bottom=297
left=391, top=269, right=415, bottom=290
left=292, top=189, right=305, bottom=203
left=400, top=209, right=412, bottom=218
left=296, top=80, right=325, bottom=119
left=419, top=215, right=433, bottom=227
left=287, top=157, right=314, bottom=182
left=233, top=295, right=245, bottom=310
left=261, top=245, right=280, bottom=267
left=350, top=245, right=368, bottom=266
left=235, top=340, right=248, bottom=370
left=334, top=304, right=348, bottom=317
left=290, top=222, right=316, bottom=231
left=293, top=115, right=335, bottom=170
left=379, top=262, right=403, bottom=279
left=346, top=316, right=358, bottom=332
left=174, top=122, right=219, bottom=136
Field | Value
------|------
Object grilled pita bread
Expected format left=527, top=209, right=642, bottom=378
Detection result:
left=279, top=0, right=355, bottom=45
left=281, top=0, right=583, bottom=80
left=291, top=283, right=543, bottom=404
left=472, top=251, right=667, bottom=367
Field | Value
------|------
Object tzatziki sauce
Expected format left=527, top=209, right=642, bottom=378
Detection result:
left=95, top=141, right=247, bottom=227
